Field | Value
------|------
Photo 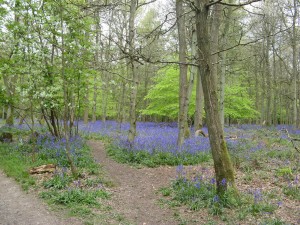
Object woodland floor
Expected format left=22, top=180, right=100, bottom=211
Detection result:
left=0, top=140, right=180, bottom=225
left=89, top=140, right=179, bottom=225
left=0, top=170, right=82, bottom=225
left=1, top=140, right=298, bottom=225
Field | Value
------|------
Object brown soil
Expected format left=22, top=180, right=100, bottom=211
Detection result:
left=89, top=140, right=179, bottom=225
left=0, top=171, right=82, bottom=225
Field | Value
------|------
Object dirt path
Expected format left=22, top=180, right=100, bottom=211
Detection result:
left=89, top=140, right=179, bottom=225
left=0, top=171, right=82, bottom=225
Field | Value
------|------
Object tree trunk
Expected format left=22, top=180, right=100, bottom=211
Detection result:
left=128, top=0, right=138, bottom=144
left=192, top=28, right=204, bottom=131
left=292, top=0, right=298, bottom=127
left=92, top=74, right=98, bottom=123
left=219, top=1, right=233, bottom=129
left=195, top=0, right=235, bottom=194
left=211, top=3, right=221, bottom=87
left=60, top=6, right=77, bottom=177
left=83, top=85, right=89, bottom=124
left=176, top=0, right=189, bottom=146
left=219, top=53, right=226, bottom=129
left=92, top=10, right=100, bottom=123
left=272, top=41, right=278, bottom=126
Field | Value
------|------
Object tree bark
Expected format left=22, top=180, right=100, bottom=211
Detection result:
left=128, top=0, right=138, bottom=144
left=192, top=28, right=204, bottom=131
left=176, top=0, right=189, bottom=146
left=195, top=0, right=236, bottom=193
left=60, top=5, right=77, bottom=177
left=219, top=1, right=233, bottom=129
left=83, top=85, right=89, bottom=124
left=292, top=0, right=298, bottom=127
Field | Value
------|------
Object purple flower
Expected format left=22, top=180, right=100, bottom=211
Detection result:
left=277, top=201, right=282, bottom=207
left=210, top=178, right=216, bottom=185
left=213, top=195, right=220, bottom=203
left=194, top=182, right=201, bottom=189
left=253, top=189, right=262, bottom=204
left=220, top=178, right=226, bottom=186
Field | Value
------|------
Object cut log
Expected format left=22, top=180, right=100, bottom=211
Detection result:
left=29, top=164, right=56, bottom=174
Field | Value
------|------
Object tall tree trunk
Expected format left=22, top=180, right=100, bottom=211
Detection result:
left=60, top=5, right=77, bottom=177
left=272, top=41, right=278, bottom=126
left=219, top=54, right=226, bottom=128
left=211, top=3, right=221, bottom=87
left=176, top=0, right=189, bottom=146
left=192, top=28, right=204, bottom=131
left=219, top=1, right=233, bottom=129
left=262, top=0, right=273, bottom=126
left=195, top=0, right=235, bottom=193
left=292, top=0, right=298, bottom=127
left=260, top=55, right=266, bottom=125
left=83, top=85, right=89, bottom=124
left=92, top=10, right=100, bottom=123
left=92, top=74, right=98, bottom=123
left=128, top=0, right=138, bottom=144
left=254, top=53, right=260, bottom=124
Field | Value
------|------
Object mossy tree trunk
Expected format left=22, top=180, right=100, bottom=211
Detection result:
left=195, top=0, right=235, bottom=193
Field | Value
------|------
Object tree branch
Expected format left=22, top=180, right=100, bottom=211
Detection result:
left=212, top=27, right=292, bottom=55
left=216, top=0, right=262, bottom=7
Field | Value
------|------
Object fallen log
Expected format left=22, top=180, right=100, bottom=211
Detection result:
left=29, top=164, right=56, bottom=174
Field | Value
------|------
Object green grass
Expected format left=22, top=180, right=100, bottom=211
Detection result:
left=107, top=145, right=211, bottom=167
left=0, top=143, right=35, bottom=190
left=0, top=139, right=125, bottom=224
left=161, top=172, right=279, bottom=223
left=40, top=188, right=110, bottom=206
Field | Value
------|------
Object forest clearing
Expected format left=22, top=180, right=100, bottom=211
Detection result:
left=1, top=0, right=300, bottom=224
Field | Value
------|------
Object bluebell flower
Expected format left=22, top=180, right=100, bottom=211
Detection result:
left=194, top=182, right=201, bottom=189
left=221, top=178, right=226, bottom=186
left=210, top=178, right=216, bottom=185
left=213, top=195, right=220, bottom=203
left=253, top=189, right=262, bottom=204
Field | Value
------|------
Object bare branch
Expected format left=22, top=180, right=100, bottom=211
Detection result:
left=137, top=0, right=157, bottom=9
left=217, top=0, right=262, bottom=7
left=206, top=0, right=222, bottom=8
left=212, top=27, right=292, bottom=55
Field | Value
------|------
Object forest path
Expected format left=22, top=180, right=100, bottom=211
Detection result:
left=0, top=171, right=82, bottom=225
left=89, top=140, right=179, bottom=225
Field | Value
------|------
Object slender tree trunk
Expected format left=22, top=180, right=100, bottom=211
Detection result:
left=219, top=2, right=233, bottom=129
left=83, top=85, right=89, bottom=124
left=192, top=28, right=204, bottom=131
left=176, top=0, right=189, bottom=146
left=254, top=54, right=260, bottom=124
left=128, top=0, right=138, bottom=144
left=60, top=5, right=77, bottom=177
left=92, top=10, right=100, bottom=123
left=92, top=74, right=98, bottom=123
left=272, top=41, right=278, bottom=126
left=211, top=3, right=221, bottom=87
left=219, top=54, right=226, bottom=128
left=195, top=0, right=235, bottom=194
left=265, top=38, right=272, bottom=126
left=260, top=54, right=266, bottom=125
left=292, top=0, right=298, bottom=127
